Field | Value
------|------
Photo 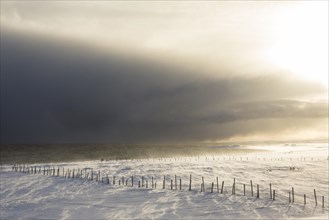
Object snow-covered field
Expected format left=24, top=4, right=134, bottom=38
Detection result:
left=1, top=143, right=328, bottom=219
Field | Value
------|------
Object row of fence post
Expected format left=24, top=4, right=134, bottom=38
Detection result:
left=11, top=164, right=326, bottom=208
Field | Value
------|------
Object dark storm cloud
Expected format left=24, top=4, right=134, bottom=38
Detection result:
left=1, top=27, right=327, bottom=144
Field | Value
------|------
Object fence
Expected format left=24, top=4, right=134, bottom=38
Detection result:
left=11, top=163, right=327, bottom=208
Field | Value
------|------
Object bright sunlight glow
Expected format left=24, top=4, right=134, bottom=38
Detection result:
left=266, top=2, right=328, bottom=86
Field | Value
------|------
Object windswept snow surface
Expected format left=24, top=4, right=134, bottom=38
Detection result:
left=1, top=143, right=328, bottom=219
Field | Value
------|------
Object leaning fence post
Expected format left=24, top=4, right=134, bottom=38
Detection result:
left=314, top=189, right=317, bottom=206
left=250, top=180, right=253, bottom=197
left=289, top=192, right=291, bottom=203
left=221, top=181, right=224, bottom=194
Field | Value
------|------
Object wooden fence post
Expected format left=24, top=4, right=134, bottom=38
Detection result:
left=304, top=194, right=306, bottom=205
left=270, top=183, right=272, bottom=199
left=221, top=181, right=224, bottom=194
left=243, top=184, right=246, bottom=196
left=163, top=176, right=165, bottom=189
left=314, top=189, right=317, bottom=206
left=250, top=180, right=253, bottom=197
left=211, top=182, right=214, bottom=193
left=257, top=184, right=259, bottom=198
left=180, top=179, right=182, bottom=190
left=292, top=187, right=294, bottom=203
left=189, top=174, right=192, bottom=191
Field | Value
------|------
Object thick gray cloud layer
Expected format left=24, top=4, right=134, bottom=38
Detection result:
left=1, top=27, right=328, bottom=144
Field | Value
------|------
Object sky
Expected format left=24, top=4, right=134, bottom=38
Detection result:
left=1, top=1, right=328, bottom=144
